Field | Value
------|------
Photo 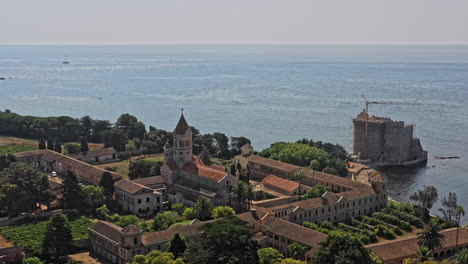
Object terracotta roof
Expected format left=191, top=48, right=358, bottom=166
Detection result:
left=115, top=179, right=153, bottom=195
left=142, top=221, right=206, bottom=246
left=339, top=187, right=376, bottom=200
left=209, top=164, right=226, bottom=172
left=244, top=155, right=300, bottom=172
left=261, top=216, right=328, bottom=249
left=370, top=172, right=387, bottom=183
left=302, top=167, right=368, bottom=190
left=366, top=227, right=468, bottom=262
left=197, top=165, right=227, bottom=182
left=68, top=147, right=117, bottom=160
left=262, top=174, right=300, bottom=193
left=167, top=160, right=179, bottom=170
left=131, top=176, right=165, bottom=187
left=182, top=161, right=198, bottom=174
left=89, top=221, right=123, bottom=244
left=241, top=144, right=253, bottom=150
left=16, top=150, right=121, bottom=184
left=174, top=114, right=191, bottom=135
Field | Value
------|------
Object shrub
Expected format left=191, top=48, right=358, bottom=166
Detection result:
left=375, top=224, right=396, bottom=239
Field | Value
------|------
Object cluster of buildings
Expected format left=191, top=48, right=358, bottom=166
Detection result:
left=10, top=113, right=468, bottom=264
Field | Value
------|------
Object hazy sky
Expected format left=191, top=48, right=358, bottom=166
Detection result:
left=1, top=0, right=468, bottom=45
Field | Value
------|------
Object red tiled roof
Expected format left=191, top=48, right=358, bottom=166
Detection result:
left=244, top=155, right=300, bottom=172
left=89, top=221, right=123, bottom=244
left=209, top=164, right=226, bottom=172
left=131, top=176, right=164, bottom=187
left=115, top=179, right=152, bottom=195
left=366, top=227, right=468, bottom=262
left=182, top=161, right=198, bottom=174
left=197, top=165, right=227, bottom=182
left=263, top=174, right=300, bottom=193
left=142, top=221, right=206, bottom=246
left=261, top=216, right=328, bottom=249
left=168, top=160, right=179, bottom=170
left=302, top=167, right=368, bottom=190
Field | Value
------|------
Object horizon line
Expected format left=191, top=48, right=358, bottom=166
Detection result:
left=1, top=42, right=468, bottom=46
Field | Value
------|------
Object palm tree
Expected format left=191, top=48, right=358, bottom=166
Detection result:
left=226, top=184, right=234, bottom=207
left=455, top=206, right=465, bottom=250
left=417, top=220, right=446, bottom=253
left=453, top=248, right=468, bottom=264
left=245, top=184, right=254, bottom=210
left=232, top=181, right=246, bottom=212
left=417, top=246, right=431, bottom=262
left=194, top=196, right=214, bottom=221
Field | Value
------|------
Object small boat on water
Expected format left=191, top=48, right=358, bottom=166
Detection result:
left=63, top=55, right=70, bottom=64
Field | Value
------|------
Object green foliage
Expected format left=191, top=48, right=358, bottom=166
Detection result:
left=257, top=247, right=284, bottom=264
left=253, top=191, right=277, bottom=201
left=417, top=220, right=446, bottom=252
left=22, top=257, right=43, bottom=264
left=322, top=167, right=337, bottom=175
left=184, top=217, right=259, bottom=264
left=54, top=140, right=62, bottom=153
left=453, top=248, right=468, bottom=264
left=0, top=215, right=91, bottom=257
left=375, top=224, right=396, bottom=239
left=167, top=233, right=187, bottom=258
left=109, top=214, right=140, bottom=228
left=278, top=259, right=306, bottom=264
left=63, top=143, right=81, bottom=154
left=212, top=206, right=236, bottom=219
left=42, top=214, right=73, bottom=263
left=80, top=137, right=89, bottom=152
left=96, top=205, right=109, bottom=220
left=372, top=212, right=412, bottom=232
left=99, top=171, right=114, bottom=198
left=128, top=159, right=163, bottom=179
left=183, top=208, right=197, bottom=220
left=153, top=211, right=183, bottom=231
left=410, top=185, right=438, bottom=223
left=171, top=203, right=186, bottom=215
left=0, top=144, right=36, bottom=155
left=63, top=171, right=83, bottom=210
left=102, top=128, right=127, bottom=152
left=115, top=113, right=147, bottom=140
left=0, top=162, right=53, bottom=216
left=439, top=192, right=458, bottom=224
left=313, top=232, right=374, bottom=264
left=194, top=196, right=214, bottom=221
left=259, top=142, right=329, bottom=167
left=302, top=184, right=331, bottom=200
left=287, top=242, right=308, bottom=260
left=130, top=250, right=185, bottom=264
left=81, top=185, right=106, bottom=212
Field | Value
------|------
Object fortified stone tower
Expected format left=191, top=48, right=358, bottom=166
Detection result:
left=172, top=113, right=193, bottom=168
left=121, top=225, right=142, bottom=249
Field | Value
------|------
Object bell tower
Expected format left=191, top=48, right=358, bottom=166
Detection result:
left=173, top=110, right=193, bottom=168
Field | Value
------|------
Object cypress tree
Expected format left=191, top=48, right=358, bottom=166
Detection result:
left=38, top=138, right=46, bottom=149
left=54, top=140, right=62, bottom=153
left=99, top=172, right=114, bottom=198
left=42, top=213, right=73, bottom=264
left=47, top=139, right=54, bottom=150
left=167, top=232, right=187, bottom=258
left=80, top=137, right=89, bottom=152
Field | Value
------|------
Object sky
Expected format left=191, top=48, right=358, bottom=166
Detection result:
left=1, top=0, right=468, bottom=45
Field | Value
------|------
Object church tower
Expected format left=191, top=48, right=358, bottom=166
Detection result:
left=173, top=113, right=193, bottom=168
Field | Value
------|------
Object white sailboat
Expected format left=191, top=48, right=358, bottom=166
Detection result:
left=62, top=55, right=70, bottom=64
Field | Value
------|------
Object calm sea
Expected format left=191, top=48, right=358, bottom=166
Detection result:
left=1, top=45, right=467, bottom=223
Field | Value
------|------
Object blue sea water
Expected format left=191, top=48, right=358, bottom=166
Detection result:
left=0, top=45, right=467, bottom=223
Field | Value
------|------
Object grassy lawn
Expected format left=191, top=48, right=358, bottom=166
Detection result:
left=95, top=154, right=164, bottom=178
left=0, top=136, right=104, bottom=155
left=0, top=136, right=37, bottom=155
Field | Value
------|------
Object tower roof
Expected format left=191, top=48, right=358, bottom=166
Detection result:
left=174, top=114, right=192, bottom=135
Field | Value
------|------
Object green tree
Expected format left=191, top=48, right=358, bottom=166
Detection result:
left=167, top=233, right=187, bottom=258
left=212, top=206, right=236, bottom=219
left=258, top=247, right=284, bottom=264
left=102, top=128, right=128, bottom=152
left=322, top=167, right=337, bottom=176
left=410, top=185, right=438, bottom=223
left=417, top=220, right=446, bottom=252
left=453, top=248, right=468, bottom=264
left=90, top=119, right=112, bottom=143
left=287, top=242, right=307, bottom=260
left=96, top=204, right=109, bottom=220
left=99, top=171, right=114, bottom=198
left=22, top=257, right=43, bottom=264
left=81, top=185, right=106, bottom=212
left=42, top=213, right=73, bottom=264
left=229, top=136, right=251, bottom=156
left=80, top=115, right=93, bottom=139
left=185, top=217, right=259, bottom=264
left=259, top=142, right=329, bottom=168
left=38, top=138, right=46, bottom=150
left=439, top=192, right=458, bottom=224
left=63, top=142, right=81, bottom=154
left=54, top=140, right=62, bottom=153
left=172, top=203, right=186, bottom=215
left=194, top=196, right=214, bottom=221
left=302, top=184, right=331, bottom=200
left=115, top=113, right=147, bottom=140
left=128, top=159, right=163, bottom=180
left=80, top=137, right=89, bottom=152
left=153, top=211, right=183, bottom=231
left=0, top=154, right=16, bottom=170
left=62, top=171, right=83, bottom=210
left=279, top=259, right=306, bottom=264
left=130, top=250, right=185, bottom=264
left=292, top=169, right=305, bottom=181
left=47, top=139, right=54, bottom=150
left=199, top=147, right=211, bottom=165
left=313, top=232, right=374, bottom=264
left=183, top=207, right=197, bottom=220
left=110, top=214, right=140, bottom=227
left=455, top=206, right=466, bottom=249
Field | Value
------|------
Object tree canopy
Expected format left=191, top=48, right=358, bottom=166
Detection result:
left=42, top=213, right=73, bottom=264
left=313, top=231, right=374, bottom=264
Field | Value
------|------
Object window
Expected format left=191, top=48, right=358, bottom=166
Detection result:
left=134, top=238, right=138, bottom=245
left=146, top=197, right=150, bottom=202
left=157, top=197, right=160, bottom=203
left=138, top=199, right=142, bottom=204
